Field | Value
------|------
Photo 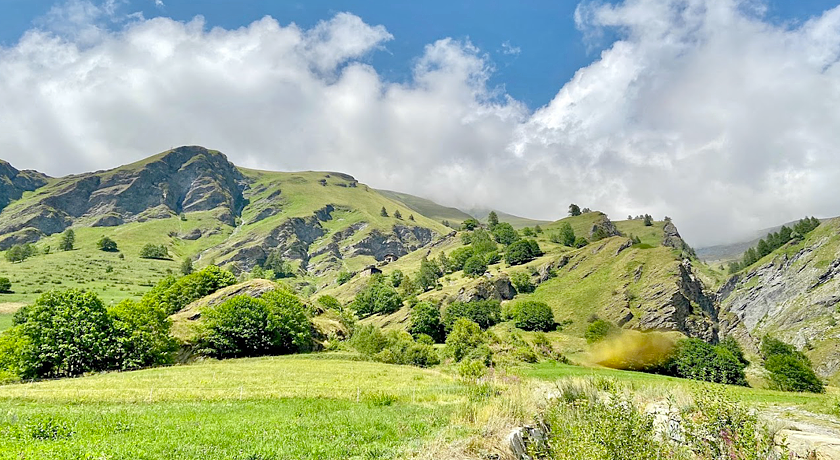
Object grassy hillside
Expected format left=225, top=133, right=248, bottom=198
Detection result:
left=469, top=208, right=551, bottom=229
left=377, top=189, right=472, bottom=225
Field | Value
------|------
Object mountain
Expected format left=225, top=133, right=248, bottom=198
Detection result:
left=717, top=218, right=840, bottom=384
left=696, top=220, right=809, bottom=263
left=377, top=189, right=472, bottom=226
left=468, top=208, right=551, bottom=229
left=0, top=159, right=49, bottom=213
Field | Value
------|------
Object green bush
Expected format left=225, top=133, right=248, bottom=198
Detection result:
left=139, top=243, right=169, bottom=259
left=408, top=302, right=444, bottom=342
left=13, top=289, right=116, bottom=379
left=109, top=299, right=177, bottom=370
left=97, top=236, right=118, bottom=252
left=317, top=295, right=341, bottom=311
left=200, top=291, right=311, bottom=359
left=585, top=319, right=615, bottom=343
left=503, top=301, right=554, bottom=331
left=352, top=276, right=403, bottom=317
left=351, top=326, right=439, bottom=367
left=5, top=244, right=36, bottom=262
left=448, top=247, right=475, bottom=271
left=666, top=338, right=748, bottom=386
left=442, top=300, right=501, bottom=331
left=350, top=324, right=389, bottom=356
left=444, top=319, right=486, bottom=362
left=573, top=236, right=589, bottom=248
left=0, top=277, right=11, bottom=293
left=336, top=270, right=353, bottom=285
left=492, top=222, right=520, bottom=246
left=462, top=255, right=488, bottom=277
left=510, top=271, right=535, bottom=293
left=761, top=336, right=824, bottom=393
left=505, top=239, right=542, bottom=266
left=145, top=265, right=237, bottom=315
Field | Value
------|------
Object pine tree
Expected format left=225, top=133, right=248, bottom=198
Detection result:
left=380, top=207, right=388, bottom=217
left=394, top=210, right=402, bottom=219
left=60, top=229, right=75, bottom=251
left=408, top=214, right=415, bottom=221
left=487, top=211, right=499, bottom=230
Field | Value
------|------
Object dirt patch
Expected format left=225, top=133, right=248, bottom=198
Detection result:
left=0, top=302, right=24, bottom=314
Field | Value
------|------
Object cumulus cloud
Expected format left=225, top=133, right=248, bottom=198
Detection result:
left=500, top=41, right=521, bottom=55
left=1, top=0, right=840, bottom=246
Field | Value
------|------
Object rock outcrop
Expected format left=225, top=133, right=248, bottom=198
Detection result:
left=0, top=159, right=49, bottom=212
left=454, top=275, right=516, bottom=303
left=0, top=146, right=248, bottom=248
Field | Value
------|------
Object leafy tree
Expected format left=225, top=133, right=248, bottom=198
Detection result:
left=666, top=338, right=748, bottom=386
left=109, top=299, right=177, bottom=370
left=262, top=250, right=295, bottom=278
left=380, top=207, right=389, bottom=217
left=180, top=257, right=194, bottom=275
left=416, top=257, right=442, bottom=291
left=503, top=301, right=554, bottom=331
left=97, top=236, right=118, bottom=252
left=389, top=269, right=404, bottom=287
left=469, top=228, right=498, bottom=254
left=559, top=222, right=576, bottom=246
left=492, top=222, right=520, bottom=245
left=522, top=227, right=535, bottom=237
left=445, top=319, right=486, bottom=362
left=0, top=278, right=11, bottom=293
left=350, top=324, right=388, bottom=356
left=569, top=204, right=581, bottom=217
left=761, top=336, right=823, bottom=393
left=13, top=289, right=116, bottom=379
left=534, top=225, right=542, bottom=234
left=139, top=244, right=169, bottom=260
left=4, top=244, right=35, bottom=263
left=487, top=211, right=499, bottom=230
left=510, top=271, right=535, bottom=293
left=643, top=214, right=653, bottom=226
left=352, top=276, right=403, bottom=317
left=394, top=209, right=402, bottom=219
left=443, top=300, right=501, bottom=331
left=144, top=265, right=237, bottom=315
left=505, top=239, right=542, bottom=265
left=317, top=295, right=341, bottom=311
left=408, top=302, right=444, bottom=342
left=463, top=255, right=488, bottom=277
left=448, top=247, right=474, bottom=271
left=436, top=252, right=452, bottom=274
left=200, top=292, right=311, bottom=359
left=59, top=229, right=75, bottom=251
left=461, top=218, right=480, bottom=231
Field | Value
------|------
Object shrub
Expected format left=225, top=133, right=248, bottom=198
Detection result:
left=109, top=299, right=177, bottom=370
left=761, top=336, right=824, bottom=393
left=336, top=270, right=353, bottom=285
left=350, top=325, right=389, bottom=356
left=510, top=271, right=535, bottom=293
left=145, top=265, right=237, bottom=315
left=352, top=277, right=403, bottom=317
left=97, top=236, right=118, bottom=252
left=351, top=326, right=439, bottom=367
left=448, top=247, right=475, bottom=271
left=200, top=291, right=311, bottom=359
left=505, top=239, right=542, bottom=266
left=317, top=295, right=341, bottom=311
left=462, top=254, right=488, bottom=277
left=461, top=218, right=480, bottom=231
left=180, top=257, right=194, bottom=275
left=492, top=222, right=520, bottom=246
left=0, top=277, right=11, bottom=293
left=5, top=244, right=36, bottom=262
left=442, top=300, right=501, bottom=331
left=13, top=289, right=116, bottom=379
left=573, top=236, right=589, bottom=248
left=139, top=243, right=169, bottom=259
left=503, top=301, right=554, bottom=331
left=445, top=319, right=486, bottom=361
left=585, top=319, right=615, bottom=343
left=665, top=338, right=748, bottom=386
left=408, top=302, right=444, bottom=342
left=389, top=270, right=404, bottom=287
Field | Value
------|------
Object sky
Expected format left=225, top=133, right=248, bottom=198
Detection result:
left=0, top=0, right=839, bottom=246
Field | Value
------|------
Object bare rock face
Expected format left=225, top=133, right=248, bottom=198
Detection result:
left=346, top=225, right=435, bottom=261
left=455, top=275, right=516, bottom=303
left=0, top=146, right=249, bottom=243
left=0, top=159, right=49, bottom=212
left=589, top=213, right=621, bottom=239
left=718, top=231, right=840, bottom=379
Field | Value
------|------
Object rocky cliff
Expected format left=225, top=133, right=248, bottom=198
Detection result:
left=718, top=219, right=840, bottom=381
left=0, top=160, right=49, bottom=212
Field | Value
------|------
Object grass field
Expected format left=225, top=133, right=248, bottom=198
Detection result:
left=0, top=354, right=463, bottom=459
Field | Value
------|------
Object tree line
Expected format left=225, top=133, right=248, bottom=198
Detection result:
left=729, top=217, right=820, bottom=272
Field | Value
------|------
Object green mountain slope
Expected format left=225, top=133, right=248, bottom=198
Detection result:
left=377, top=189, right=472, bottom=225
left=468, top=208, right=551, bottom=229
left=718, top=217, right=840, bottom=384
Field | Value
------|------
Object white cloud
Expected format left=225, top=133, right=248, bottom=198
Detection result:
left=2, top=0, right=840, bottom=246
left=500, top=40, right=521, bottom=55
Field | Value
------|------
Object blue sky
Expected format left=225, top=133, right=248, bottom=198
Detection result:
left=1, top=0, right=840, bottom=245
left=1, top=0, right=837, bottom=109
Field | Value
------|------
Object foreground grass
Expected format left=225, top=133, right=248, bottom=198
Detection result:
left=0, top=354, right=463, bottom=459
left=521, top=361, right=838, bottom=416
